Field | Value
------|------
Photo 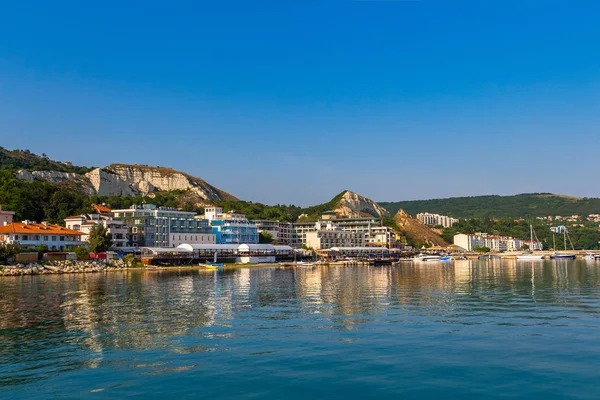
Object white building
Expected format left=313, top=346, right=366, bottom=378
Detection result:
left=454, top=233, right=540, bottom=252
left=291, top=215, right=397, bottom=249
left=417, top=212, right=459, bottom=228
left=305, top=229, right=366, bottom=250
left=65, top=214, right=129, bottom=250
left=0, top=221, right=84, bottom=250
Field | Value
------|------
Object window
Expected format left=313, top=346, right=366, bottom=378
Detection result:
left=52, top=236, right=57, bottom=241
left=14, top=235, right=19, bottom=240
left=44, top=236, right=48, bottom=241
left=22, top=235, right=28, bottom=240
left=60, top=236, right=65, bottom=241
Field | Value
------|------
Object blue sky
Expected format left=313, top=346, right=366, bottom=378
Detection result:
left=1, top=0, right=599, bottom=206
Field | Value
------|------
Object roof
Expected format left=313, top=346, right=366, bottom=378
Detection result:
left=0, top=222, right=82, bottom=235
left=329, top=247, right=390, bottom=252
left=238, top=244, right=277, bottom=251
left=177, top=243, right=240, bottom=251
left=92, top=204, right=112, bottom=214
left=64, top=215, right=85, bottom=220
left=141, top=247, right=193, bottom=255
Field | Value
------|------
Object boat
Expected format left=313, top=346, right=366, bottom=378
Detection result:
left=440, top=256, right=454, bottom=262
left=517, top=225, right=544, bottom=260
left=549, top=228, right=576, bottom=260
left=411, top=253, right=442, bottom=262
left=200, top=261, right=224, bottom=269
left=584, top=253, right=600, bottom=261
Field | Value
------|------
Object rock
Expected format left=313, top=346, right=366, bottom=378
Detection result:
left=15, top=164, right=237, bottom=201
left=332, top=191, right=390, bottom=218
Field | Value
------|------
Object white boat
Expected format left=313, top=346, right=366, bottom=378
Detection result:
left=517, top=225, right=545, bottom=260
left=550, top=228, right=576, bottom=260
left=412, top=253, right=442, bottom=262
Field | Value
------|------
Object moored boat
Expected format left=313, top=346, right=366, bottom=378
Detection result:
left=412, top=253, right=442, bottom=262
left=517, top=225, right=545, bottom=260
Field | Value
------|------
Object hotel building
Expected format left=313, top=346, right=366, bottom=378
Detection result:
left=111, top=205, right=215, bottom=248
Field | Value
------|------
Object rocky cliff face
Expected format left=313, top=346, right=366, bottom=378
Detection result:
left=394, top=209, right=447, bottom=246
left=15, top=164, right=237, bottom=202
left=332, top=191, right=390, bottom=218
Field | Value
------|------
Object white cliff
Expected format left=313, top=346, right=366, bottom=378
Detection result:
left=14, top=164, right=236, bottom=201
left=333, top=191, right=390, bottom=218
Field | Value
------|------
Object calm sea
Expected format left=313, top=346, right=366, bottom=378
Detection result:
left=2, top=260, right=600, bottom=399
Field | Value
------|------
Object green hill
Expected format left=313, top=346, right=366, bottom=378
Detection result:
left=0, top=147, right=92, bottom=174
left=379, top=193, right=600, bottom=219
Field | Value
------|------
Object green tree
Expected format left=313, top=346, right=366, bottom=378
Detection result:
left=73, top=246, right=90, bottom=260
left=259, top=231, right=273, bottom=244
left=473, top=246, right=491, bottom=253
left=88, top=223, right=113, bottom=253
left=0, top=242, right=20, bottom=263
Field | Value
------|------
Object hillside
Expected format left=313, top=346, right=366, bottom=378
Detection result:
left=0, top=147, right=92, bottom=174
left=393, top=209, right=447, bottom=247
left=379, top=193, right=600, bottom=219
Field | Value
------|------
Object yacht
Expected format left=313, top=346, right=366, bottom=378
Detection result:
left=412, top=253, right=442, bottom=262
left=517, top=225, right=545, bottom=260
left=549, top=228, right=576, bottom=260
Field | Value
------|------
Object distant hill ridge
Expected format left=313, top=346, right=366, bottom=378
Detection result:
left=379, top=193, right=600, bottom=219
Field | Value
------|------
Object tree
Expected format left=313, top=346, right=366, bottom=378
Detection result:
left=259, top=231, right=273, bottom=244
left=473, top=245, right=491, bottom=253
left=73, top=246, right=90, bottom=260
left=88, top=223, right=113, bottom=253
left=0, top=242, right=20, bottom=263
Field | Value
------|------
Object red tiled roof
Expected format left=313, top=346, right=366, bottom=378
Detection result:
left=92, top=204, right=111, bottom=213
left=0, top=223, right=81, bottom=235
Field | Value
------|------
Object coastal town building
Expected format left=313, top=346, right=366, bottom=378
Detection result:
left=0, top=221, right=84, bottom=250
left=291, top=214, right=398, bottom=249
left=417, top=212, right=459, bottom=228
left=111, top=204, right=215, bottom=248
left=202, top=207, right=259, bottom=244
left=0, top=207, right=15, bottom=226
left=64, top=214, right=129, bottom=250
left=305, top=229, right=366, bottom=250
left=251, top=220, right=293, bottom=245
left=453, top=233, right=542, bottom=252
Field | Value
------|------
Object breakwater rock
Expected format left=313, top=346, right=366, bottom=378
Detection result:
left=0, top=260, right=132, bottom=276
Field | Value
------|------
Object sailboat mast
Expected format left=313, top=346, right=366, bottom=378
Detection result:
left=564, top=230, right=567, bottom=251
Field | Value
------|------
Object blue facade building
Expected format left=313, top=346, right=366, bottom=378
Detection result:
left=204, top=207, right=259, bottom=244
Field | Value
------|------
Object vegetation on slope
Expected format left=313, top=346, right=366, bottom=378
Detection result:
left=0, top=147, right=92, bottom=174
left=379, top=193, right=600, bottom=219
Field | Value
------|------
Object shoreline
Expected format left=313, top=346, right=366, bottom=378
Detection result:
left=0, top=259, right=380, bottom=277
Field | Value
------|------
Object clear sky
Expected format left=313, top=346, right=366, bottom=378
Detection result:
left=1, top=0, right=599, bottom=206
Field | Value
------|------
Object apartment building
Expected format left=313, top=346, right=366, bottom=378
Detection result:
left=417, top=212, right=459, bottom=228
left=251, top=220, right=293, bottom=245
left=305, top=229, right=366, bottom=250
left=111, top=205, right=215, bottom=247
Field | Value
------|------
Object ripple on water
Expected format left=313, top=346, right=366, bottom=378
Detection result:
left=1, top=261, right=600, bottom=399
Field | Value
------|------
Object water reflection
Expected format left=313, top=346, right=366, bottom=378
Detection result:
left=2, top=260, right=600, bottom=393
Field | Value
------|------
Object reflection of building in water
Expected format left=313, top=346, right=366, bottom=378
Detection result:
left=295, top=268, right=323, bottom=304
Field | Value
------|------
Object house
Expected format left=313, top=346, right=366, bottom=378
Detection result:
left=64, top=214, right=128, bottom=250
left=0, top=221, right=84, bottom=250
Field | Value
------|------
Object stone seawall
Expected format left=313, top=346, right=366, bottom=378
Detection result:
left=0, top=260, right=133, bottom=276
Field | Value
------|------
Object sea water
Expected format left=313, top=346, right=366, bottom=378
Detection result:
left=2, top=260, right=600, bottom=399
